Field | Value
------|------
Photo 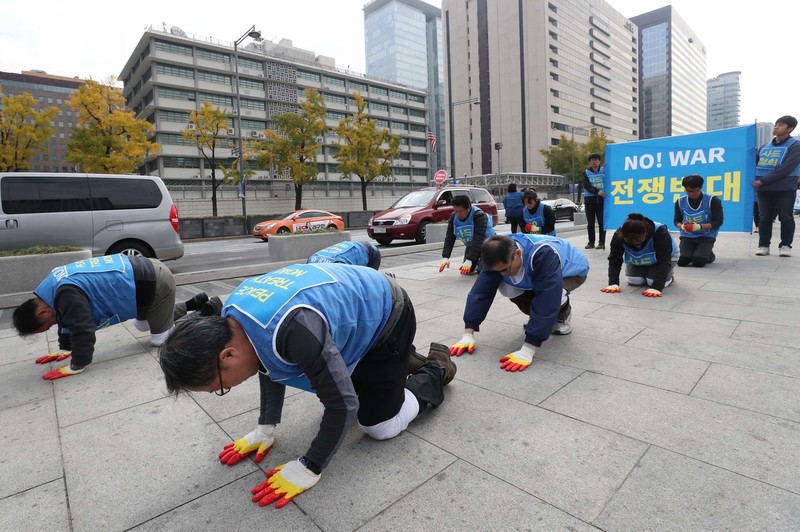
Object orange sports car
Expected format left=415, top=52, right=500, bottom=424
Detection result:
left=253, top=210, right=345, bottom=241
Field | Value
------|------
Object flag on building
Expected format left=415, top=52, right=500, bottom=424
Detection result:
left=427, top=127, right=437, bottom=153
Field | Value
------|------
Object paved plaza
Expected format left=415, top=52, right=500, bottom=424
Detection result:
left=1, top=228, right=799, bottom=531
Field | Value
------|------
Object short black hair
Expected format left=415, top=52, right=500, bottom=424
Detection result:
left=522, top=189, right=538, bottom=203
left=12, top=298, right=45, bottom=336
left=776, top=115, right=798, bottom=130
left=158, top=314, right=232, bottom=395
left=588, top=153, right=601, bottom=161
left=681, top=174, right=704, bottom=189
left=616, top=212, right=649, bottom=242
left=508, top=183, right=517, bottom=192
left=452, top=195, right=471, bottom=209
left=481, top=235, right=516, bottom=268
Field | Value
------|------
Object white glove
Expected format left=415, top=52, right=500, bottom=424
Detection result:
left=450, top=333, right=475, bottom=356
left=459, top=260, right=473, bottom=275
left=219, top=424, right=276, bottom=465
left=499, top=343, right=536, bottom=372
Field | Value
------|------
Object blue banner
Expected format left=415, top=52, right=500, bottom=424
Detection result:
left=604, top=125, right=757, bottom=231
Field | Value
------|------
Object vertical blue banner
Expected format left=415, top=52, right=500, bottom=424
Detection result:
left=605, top=125, right=757, bottom=231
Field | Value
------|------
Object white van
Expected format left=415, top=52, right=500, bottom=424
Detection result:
left=0, top=173, right=184, bottom=260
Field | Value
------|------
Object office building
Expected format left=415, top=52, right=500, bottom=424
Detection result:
left=755, top=122, right=773, bottom=147
left=707, top=71, right=740, bottom=131
left=442, top=0, right=639, bottom=178
left=119, top=27, right=429, bottom=185
left=364, top=0, right=446, bottom=174
left=0, top=70, right=84, bottom=172
left=631, top=6, right=707, bottom=139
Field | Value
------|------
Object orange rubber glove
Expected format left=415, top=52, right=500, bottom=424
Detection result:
left=251, top=460, right=321, bottom=509
left=682, top=222, right=702, bottom=232
left=449, top=333, right=475, bottom=356
left=499, top=343, right=535, bottom=372
left=459, top=260, right=473, bottom=275
left=600, top=284, right=621, bottom=293
left=219, top=424, right=275, bottom=466
left=438, top=260, right=450, bottom=273
left=524, top=222, right=540, bottom=234
left=35, top=351, right=71, bottom=364
left=42, top=365, right=84, bottom=380
left=642, top=288, right=662, bottom=298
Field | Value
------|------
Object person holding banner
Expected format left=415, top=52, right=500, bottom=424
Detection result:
left=582, top=153, right=607, bottom=250
left=307, top=241, right=382, bottom=270
left=449, top=234, right=589, bottom=373
left=521, top=189, right=557, bottom=236
left=602, top=213, right=678, bottom=298
left=439, top=194, right=496, bottom=275
left=673, top=174, right=724, bottom=267
left=752, top=115, right=800, bottom=257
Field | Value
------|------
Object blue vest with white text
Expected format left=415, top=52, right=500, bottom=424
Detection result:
left=453, top=205, right=495, bottom=245
left=307, top=241, right=370, bottom=266
left=503, top=234, right=589, bottom=290
left=34, top=254, right=138, bottom=331
left=522, top=202, right=557, bottom=236
left=583, top=166, right=605, bottom=198
left=756, top=137, right=800, bottom=177
left=678, top=193, right=719, bottom=239
left=222, top=264, right=392, bottom=392
left=623, top=223, right=677, bottom=266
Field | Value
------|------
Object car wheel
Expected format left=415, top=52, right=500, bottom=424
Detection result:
left=261, top=237, right=269, bottom=242
left=415, top=221, right=429, bottom=244
left=108, top=240, right=152, bottom=258
left=327, top=224, right=338, bottom=230
left=569, top=212, right=574, bottom=221
left=376, top=238, right=393, bottom=246
left=277, top=227, right=290, bottom=235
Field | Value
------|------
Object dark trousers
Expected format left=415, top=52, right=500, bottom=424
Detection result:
left=678, top=237, right=716, bottom=267
left=507, top=216, right=523, bottom=234
left=584, top=196, right=606, bottom=245
left=509, top=276, right=586, bottom=322
left=757, top=190, right=796, bottom=248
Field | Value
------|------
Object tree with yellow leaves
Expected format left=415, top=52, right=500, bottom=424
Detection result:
left=182, top=102, right=232, bottom=217
left=0, top=90, right=58, bottom=171
left=334, top=92, right=401, bottom=211
left=256, top=89, right=326, bottom=210
left=66, top=80, right=158, bottom=173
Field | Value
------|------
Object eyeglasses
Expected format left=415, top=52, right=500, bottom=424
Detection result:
left=492, top=254, right=517, bottom=276
left=215, top=357, right=230, bottom=396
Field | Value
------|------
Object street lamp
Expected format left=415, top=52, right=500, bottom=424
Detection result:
left=233, top=25, right=261, bottom=232
left=448, top=98, right=480, bottom=177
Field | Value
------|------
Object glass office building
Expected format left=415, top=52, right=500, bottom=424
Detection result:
left=632, top=6, right=707, bottom=139
left=707, top=71, right=741, bottom=131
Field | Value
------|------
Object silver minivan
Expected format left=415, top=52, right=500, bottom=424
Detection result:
left=0, top=173, right=184, bottom=260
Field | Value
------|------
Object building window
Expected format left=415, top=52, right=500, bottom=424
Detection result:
left=196, top=48, right=229, bottom=62
left=157, top=63, right=195, bottom=79
left=155, top=40, right=192, bottom=56
left=198, top=70, right=231, bottom=85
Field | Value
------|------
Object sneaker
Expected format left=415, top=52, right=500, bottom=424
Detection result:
left=551, top=318, right=572, bottom=335
left=585, top=242, right=595, bottom=249
left=199, top=296, right=223, bottom=316
left=779, top=246, right=791, bottom=257
left=755, top=247, right=769, bottom=256
left=595, top=243, right=605, bottom=250
left=426, top=343, right=457, bottom=385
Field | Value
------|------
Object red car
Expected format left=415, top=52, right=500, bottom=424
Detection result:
left=253, top=210, right=344, bottom=241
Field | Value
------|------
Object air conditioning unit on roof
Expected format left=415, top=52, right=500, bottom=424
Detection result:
left=227, top=128, right=236, bottom=135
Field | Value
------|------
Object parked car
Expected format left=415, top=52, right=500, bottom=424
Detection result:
left=367, top=186, right=499, bottom=245
left=0, top=172, right=184, bottom=260
left=253, top=210, right=344, bottom=241
left=542, top=198, right=580, bottom=221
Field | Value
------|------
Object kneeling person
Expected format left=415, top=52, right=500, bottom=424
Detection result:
left=440, top=194, right=495, bottom=275
left=673, top=174, right=723, bottom=267
left=307, top=241, right=381, bottom=270
left=158, top=263, right=456, bottom=509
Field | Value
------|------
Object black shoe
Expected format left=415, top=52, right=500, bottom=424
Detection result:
left=408, top=350, right=427, bottom=375
left=185, top=292, right=209, bottom=312
left=585, top=242, right=595, bottom=249
left=426, top=343, right=457, bottom=385
left=199, top=296, right=223, bottom=316
left=595, top=243, right=605, bottom=250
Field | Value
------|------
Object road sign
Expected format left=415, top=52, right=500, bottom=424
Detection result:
left=434, top=169, right=448, bottom=184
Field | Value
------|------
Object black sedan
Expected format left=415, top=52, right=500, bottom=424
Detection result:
left=542, top=199, right=580, bottom=221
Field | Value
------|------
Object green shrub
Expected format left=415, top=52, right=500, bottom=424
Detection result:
left=0, top=246, right=82, bottom=257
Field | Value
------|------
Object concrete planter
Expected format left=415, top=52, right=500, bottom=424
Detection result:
left=179, top=219, right=204, bottom=240
left=426, top=222, right=449, bottom=244
left=0, top=249, right=92, bottom=297
left=222, top=218, right=246, bottom=236
left=269, top=231, right=351, bottom=262
left=573, top=212, right=588, bottom=226
left=347, top=211, right=378, bottom=228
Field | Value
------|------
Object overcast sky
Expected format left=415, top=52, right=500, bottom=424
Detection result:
left=1, top=0, right=795, bottom=127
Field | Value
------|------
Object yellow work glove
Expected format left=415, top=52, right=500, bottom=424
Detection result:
left=42, top=364, right=84, bottom=380
left=459, top=260, right=473, bottom=275
left=35, top=351, right=71, bottom=364
left=499, top=343, right=536, bottom=372
left=600, top=284, right=621, bottom=293
left=438, top=260, right=450, bottom=273
left=219, top=424, right=275, bottom=465
left=642, top=288, right=662, bottom=298
left=450, top=333, right=475, bottom=356
left=251, top=459, right=321, bottom=509
left=524, top=222, right=540, bottom=234
left=682, top=222, right=703, bottom=232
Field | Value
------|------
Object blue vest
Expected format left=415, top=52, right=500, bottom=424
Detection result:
left=678, top=193, right=719, bottom=239
left=503, top=234, right=589, bottom=290
left=453, top=205, right=496, bottom=245
left=503, top=191, right=524, bottom=217
left=222, top=264, right=392, bottom=392
left=307, top=241, right=370, bottom=266
left=522, top=202, right=556, bottom=236
left=623, top=222, right=677, bottom=266
left=583, top=166, right=605, bottom=198
left=34, top=254, right=138, bottom=331
left=756, top=137, right=800, bottom=177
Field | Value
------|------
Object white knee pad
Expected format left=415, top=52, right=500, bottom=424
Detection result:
left=133, top=319, right=149, bottom=332
left=626, top=276, right=646, bottom=286
left=149, top=326, right=174, bottom=347
left=359, top=388, right=420, bottom=441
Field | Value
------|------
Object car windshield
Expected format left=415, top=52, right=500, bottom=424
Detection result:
left=279, top=212, right=297, bottom=220
left=391, top=190, right=437, bottom=208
